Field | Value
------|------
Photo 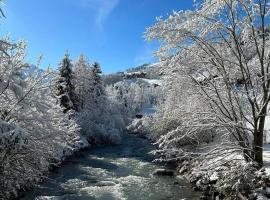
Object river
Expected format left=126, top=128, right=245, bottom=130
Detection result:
left=21, top=134, right=200, bottom=200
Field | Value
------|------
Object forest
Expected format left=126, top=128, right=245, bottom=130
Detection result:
left=1, top=0, right=270, bottom=200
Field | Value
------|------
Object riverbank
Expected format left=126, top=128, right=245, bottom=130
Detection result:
left=126, top=118, right=270, bottom=200
left=177, top=155, right=270, bottom=200
left=14, top=135, right=90, bottom=200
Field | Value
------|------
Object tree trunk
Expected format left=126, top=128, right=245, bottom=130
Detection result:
left=253, top=131, right=263, bottom=167
left=254, top=108, right=267, bottom=167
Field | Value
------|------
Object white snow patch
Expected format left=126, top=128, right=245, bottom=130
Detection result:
left=263, top=144, right=270, bottom=174
left=139, top=78, right=162, bottom=86
left=209, top=172, right=219, bottom=182
left=264, top=116, right=270, bottom=143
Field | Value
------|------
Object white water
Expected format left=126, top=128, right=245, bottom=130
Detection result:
left=21, top=134, right=200, bottom=200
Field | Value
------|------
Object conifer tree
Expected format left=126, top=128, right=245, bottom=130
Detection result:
left=56, top=53, right=77, bottom=112
left=92, top=62, right=105, bottom=100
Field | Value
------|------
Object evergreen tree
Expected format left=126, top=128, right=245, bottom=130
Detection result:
left=56, top=53, right=77, bottom=112
left=92, top=62, right=105, bottom=100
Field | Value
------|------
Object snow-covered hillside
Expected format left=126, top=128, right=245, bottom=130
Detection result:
left=105, top=63, right=163, bottom=119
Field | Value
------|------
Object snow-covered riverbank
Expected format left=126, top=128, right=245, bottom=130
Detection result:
left=127, top=116, right=270, bottom=199
left=19, top=135, right=89, bottom=197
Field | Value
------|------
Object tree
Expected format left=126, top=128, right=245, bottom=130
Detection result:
left=76, top=61, right=123, bottom=144
left=0, top=38, right=79, bottom=199
left=92, top=62, right=105, bottom=100
left=56, top=53, right=77, bottom=112
left=146, top=0, right=270, bottom=167
left=74, top=54, right=92, bottom=111
left=74, top=60, right=105, bottom=109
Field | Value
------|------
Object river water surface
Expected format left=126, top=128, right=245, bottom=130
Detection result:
left=21, top=134, right=200, bottom=200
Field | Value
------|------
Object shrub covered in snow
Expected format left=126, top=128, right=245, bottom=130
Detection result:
left=184, top=160, right=257, bottom=199
left=0, top=38, right=83, bottom=199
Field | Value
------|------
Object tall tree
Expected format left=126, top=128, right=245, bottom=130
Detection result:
left=92, top=62, right=105, bottom=100
left=0, top=39, right=79, bottom=199
left=147, top=0, right=270, bottom=167
left=56, top=53, right=77, bottom=112
left=74, top=58, right=105, bottom=110
left=74, top=54, right=92, bottom=110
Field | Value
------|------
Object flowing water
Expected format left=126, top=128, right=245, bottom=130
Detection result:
left=21, top=134, right=200, bottom=200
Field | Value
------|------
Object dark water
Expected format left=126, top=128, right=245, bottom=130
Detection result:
left=21, top=134, right=200, bottom=200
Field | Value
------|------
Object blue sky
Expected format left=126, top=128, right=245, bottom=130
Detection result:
left=0, top=0, right=193, bottom=73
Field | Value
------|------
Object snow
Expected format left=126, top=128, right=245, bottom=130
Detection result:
left=139, top=78, right=162, bottom=86
left=263, top=144, right=270, bottom=174
left=264, top=116, right=270, bottom=143
left=262, top=115, right=270, bottom=174
left=124, top=79, right=137, bottom=85
left=209, top=172, right=219, bottom=182
left=122, top=78, right=162, bottom=87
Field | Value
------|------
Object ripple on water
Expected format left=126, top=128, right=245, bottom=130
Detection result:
left=60, top=178, right=89, bottom=191
left=21, top=134, right=201, bottom=200
left=79, top=183, right=126, bottom=200
left=79, top=166, right=114, bottom=179
left=111, top=157, right=156, bottom=177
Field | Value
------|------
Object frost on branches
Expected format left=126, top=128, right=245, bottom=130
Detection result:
left=73, top=55, right=124, bottom=145
left=0, top=45, right=126, bottom=199
left=0, top=39, right=80, bottom=199
left=141, top=1, right=270, bottom=197
left=146, top=0, right=270, bottom=168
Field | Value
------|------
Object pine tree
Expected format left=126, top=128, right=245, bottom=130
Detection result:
left=56, top=53, right=77, bottom=112
left=92, top=62, right=105, bottom=100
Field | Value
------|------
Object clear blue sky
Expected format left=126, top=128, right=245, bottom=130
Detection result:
left=0, top=0, right=193, bottom=73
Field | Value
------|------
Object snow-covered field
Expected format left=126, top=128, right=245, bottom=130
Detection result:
left=264, top=144, right=270, bottom=173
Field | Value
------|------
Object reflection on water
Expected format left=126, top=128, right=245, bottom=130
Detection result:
left=21, top=134, right=200, bottom=200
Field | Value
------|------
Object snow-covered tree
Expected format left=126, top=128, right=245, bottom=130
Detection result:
left=75, top=60, right=124, bottom=144
left=0, top=38, right=80, bottom=199
left=74, top=54, right=93, bottom=111
left=56, top=53, right=77, bottom=112
left=147, top=0, right=270, bottom=167
left=92, top=62, right=105, bottom=101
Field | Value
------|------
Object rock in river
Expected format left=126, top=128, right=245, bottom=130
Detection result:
left=153, top=169, right=175, bottom=176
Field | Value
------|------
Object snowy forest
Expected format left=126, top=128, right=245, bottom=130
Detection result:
left=2, top=0, right=270, bottom=200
